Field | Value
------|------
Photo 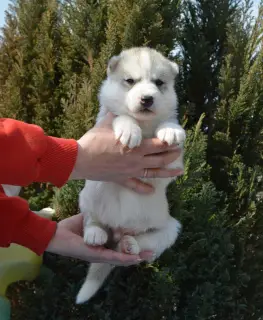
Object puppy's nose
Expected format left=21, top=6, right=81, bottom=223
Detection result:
left=140, top=95, right=154, bottom=108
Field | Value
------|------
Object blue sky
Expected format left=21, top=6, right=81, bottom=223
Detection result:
left=0, top=0, right=10, bottom=28
left=252, top=0, right=261, bottom=16
left=0, top=0, right=261, bottom=28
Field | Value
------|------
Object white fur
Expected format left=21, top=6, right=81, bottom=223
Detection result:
left=76, top=47, right=186, bottom=304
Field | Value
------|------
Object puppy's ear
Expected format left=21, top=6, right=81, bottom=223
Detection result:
left=107, top=55, right=121, bottom=76
left=170, top=61, right=179, bottom=78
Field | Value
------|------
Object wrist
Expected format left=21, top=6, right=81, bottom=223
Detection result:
left=12, top=210, right=57, bottom=255
left=68, top=142, right=83, bottom=180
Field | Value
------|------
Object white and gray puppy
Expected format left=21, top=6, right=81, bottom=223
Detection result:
left=76, top=47, right=186, bottom=304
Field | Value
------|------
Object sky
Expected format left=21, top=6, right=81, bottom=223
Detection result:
left=0, top=0, right=261, bottom=28
left=252, top=0, right=261, bottom=16
left=0, top=0, right=10, bottom=28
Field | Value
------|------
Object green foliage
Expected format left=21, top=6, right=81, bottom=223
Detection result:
left=61, top=0, right=182, bottom=138
left=22, top=183, right=55, bottom=211
left=52, top=180, right=85, bottom=220
left=0, top=0, right=65, bottom=135
left=178, top=0, right=240, bottom=133
left=210, top=3, right=263, bottom=218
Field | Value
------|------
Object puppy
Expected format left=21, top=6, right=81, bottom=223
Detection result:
left=76, top=47, right=186, bottom=304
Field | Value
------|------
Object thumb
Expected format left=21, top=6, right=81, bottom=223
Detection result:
left=95, top=112, right=115, bottom=128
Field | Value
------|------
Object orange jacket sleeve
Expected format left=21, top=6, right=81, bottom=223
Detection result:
left=0, top=118, right=78, bottom=255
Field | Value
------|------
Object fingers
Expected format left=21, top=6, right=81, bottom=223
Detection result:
left=56, top=221, right=154, bottom=266
left=115, top=166, right=183, bottom=193
left=139, top=168, right=184, bottom=179
left=139, top=138, right=179, bottom=155
left=89, top=246, right=155, bottom=266
left=120, top=178, right=154, bottom=194
left=139, top=250, right=154, bottom=260
left=142, top=150, right=181, bottom=168
left=88, top=246, right=142, bottom=266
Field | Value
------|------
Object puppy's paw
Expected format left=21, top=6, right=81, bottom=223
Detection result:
left=113, top=117, right=142, bottom=148
left=118, top=235, right=140, bottom=255
left=156, top=123, right=186, bottom=146
left=84, top=225, right=108, bottom=246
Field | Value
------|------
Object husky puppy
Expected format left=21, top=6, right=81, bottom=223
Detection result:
left=76, top=47, right=186, bottom=304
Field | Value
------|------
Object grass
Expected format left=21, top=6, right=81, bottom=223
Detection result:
left=7, top=253, right=90, bottom=320
left=6, top=252, right=175, bottom=320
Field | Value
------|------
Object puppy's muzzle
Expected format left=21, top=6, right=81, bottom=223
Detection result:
left=140, top=95, right=154, bottom=109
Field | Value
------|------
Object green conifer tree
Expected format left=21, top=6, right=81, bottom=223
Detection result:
left=209, top=5, right=263, bottom=317
left=178, top=0, right=239, bottom=138
left=211, top=2, right=263, bottom=218
left=0, top=1, right=23, bottom=119
left=61, top=0, right=182, bottom=139
left=0, top=0, right=63, bottom=135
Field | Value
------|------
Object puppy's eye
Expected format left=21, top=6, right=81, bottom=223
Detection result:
left=125, top=78, right=135, bottom=85
left=155, top=79, right=164, bottom=87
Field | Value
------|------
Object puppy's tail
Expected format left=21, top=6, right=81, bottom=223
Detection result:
left=76, top=263, right=115, bottom=304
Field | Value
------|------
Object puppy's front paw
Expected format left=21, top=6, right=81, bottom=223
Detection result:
left=118, top=235, right=140, bottom=255
left=84, top=225, right=108, bottom=246
left=113, top=117, right=142, bottom=148
left=156, top=123, right=186, bottom=146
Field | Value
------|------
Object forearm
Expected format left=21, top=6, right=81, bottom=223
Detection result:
left=0, top=118, right=78, bottom=187
left=0, top=186, right=57, bottom=255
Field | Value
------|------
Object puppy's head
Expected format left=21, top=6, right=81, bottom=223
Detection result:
left=99, top=47, right=179, bottom=121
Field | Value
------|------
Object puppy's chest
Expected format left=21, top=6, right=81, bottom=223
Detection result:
left=139, top=122, right=158, bottom=138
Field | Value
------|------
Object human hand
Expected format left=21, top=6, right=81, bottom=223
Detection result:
left=46, top=214, right=153, bottom=265
left=69, top=113, right=184, bottom=193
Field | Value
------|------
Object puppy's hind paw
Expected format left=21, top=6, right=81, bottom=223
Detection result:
left=118, top=235, right=140, bottom=255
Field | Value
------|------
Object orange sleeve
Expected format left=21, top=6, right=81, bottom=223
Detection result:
left=0, top=185, right=57, bottom=255
left=0, top=118, right=78, bottom=254
left=0, top=118, right=78, bottom=187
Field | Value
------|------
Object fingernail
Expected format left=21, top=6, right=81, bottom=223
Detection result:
left=169, top=169, right=184, bottom=177
left=137, top=184, right=154, bottom=194
left=141, top=187, right=154, bottom=194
